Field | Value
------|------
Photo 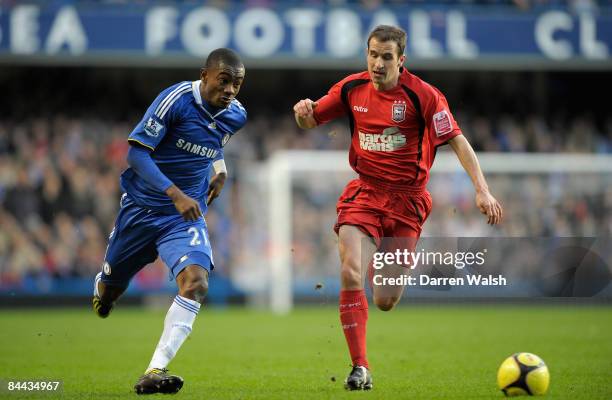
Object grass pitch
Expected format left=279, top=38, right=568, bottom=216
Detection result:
left=0, top=305, right=610, bottom=399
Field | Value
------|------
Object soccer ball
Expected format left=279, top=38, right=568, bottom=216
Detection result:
left=497, top=353, right=550, bottom=396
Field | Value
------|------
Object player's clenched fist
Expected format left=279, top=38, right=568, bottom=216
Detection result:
left=293, top=98, right=318, bottom=117
left=293, top=99, right=318, bottom=129
left=166, top=185, right=202, bottom=221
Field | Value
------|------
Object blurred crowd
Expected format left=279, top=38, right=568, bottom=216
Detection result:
left=0, top=109, right=610, bottom=287
left=0, top=118, right=128, bottom=286
left=242, top=112, right=612, bottom=157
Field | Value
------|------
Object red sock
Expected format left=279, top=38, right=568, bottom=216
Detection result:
left=339, top=289, right=369, bottom=369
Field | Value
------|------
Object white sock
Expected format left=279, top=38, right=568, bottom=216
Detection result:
left=147, top=295, right=200, bottom=372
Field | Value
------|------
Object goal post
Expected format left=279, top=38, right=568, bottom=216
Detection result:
left=267, top=151, right=355, bottom=314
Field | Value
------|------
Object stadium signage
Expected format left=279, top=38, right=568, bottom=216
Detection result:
left=0, top=5, right=610, bottom=66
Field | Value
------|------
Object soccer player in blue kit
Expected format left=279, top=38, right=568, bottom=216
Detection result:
left=92, top=48, right=247, bottom=395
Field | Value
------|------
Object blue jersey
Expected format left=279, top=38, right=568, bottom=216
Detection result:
left=120, top=80, right=247, bottom=214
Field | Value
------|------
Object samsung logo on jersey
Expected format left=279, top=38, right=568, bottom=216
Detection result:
left=176, top=139, right=219, bottom=158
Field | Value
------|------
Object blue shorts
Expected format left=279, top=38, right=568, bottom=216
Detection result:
left=101, top=194, right=214, bottom=288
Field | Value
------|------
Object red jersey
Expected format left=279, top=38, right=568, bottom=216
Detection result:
left=313, top=68, right=462, bottom=191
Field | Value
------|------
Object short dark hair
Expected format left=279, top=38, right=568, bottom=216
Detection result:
left=204, top=48, right=243, bottom=70
left=367, top=25, right=406, bottom=57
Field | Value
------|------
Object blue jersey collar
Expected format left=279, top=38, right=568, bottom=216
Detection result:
left=192, top=80, right=228, bottom=120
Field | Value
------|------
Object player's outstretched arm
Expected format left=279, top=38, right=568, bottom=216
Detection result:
left=293, top=99, right=318, bottom=129
left=448, top=135, right=503, bottom=225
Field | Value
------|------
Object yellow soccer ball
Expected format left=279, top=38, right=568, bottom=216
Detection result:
left=497, top=353, right=550, bottom=396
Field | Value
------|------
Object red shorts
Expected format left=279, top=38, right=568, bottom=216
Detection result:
left=334, top=178, right=433, bottom=248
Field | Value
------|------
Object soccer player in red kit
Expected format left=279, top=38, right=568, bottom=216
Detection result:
left=293, top=25, right=503, bottom=391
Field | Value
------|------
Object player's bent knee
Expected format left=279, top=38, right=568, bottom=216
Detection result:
left=373, top=296, right=399, bottom=311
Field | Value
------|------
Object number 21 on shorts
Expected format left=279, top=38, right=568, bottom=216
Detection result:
left=188, top=227, right=209, bottom=247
